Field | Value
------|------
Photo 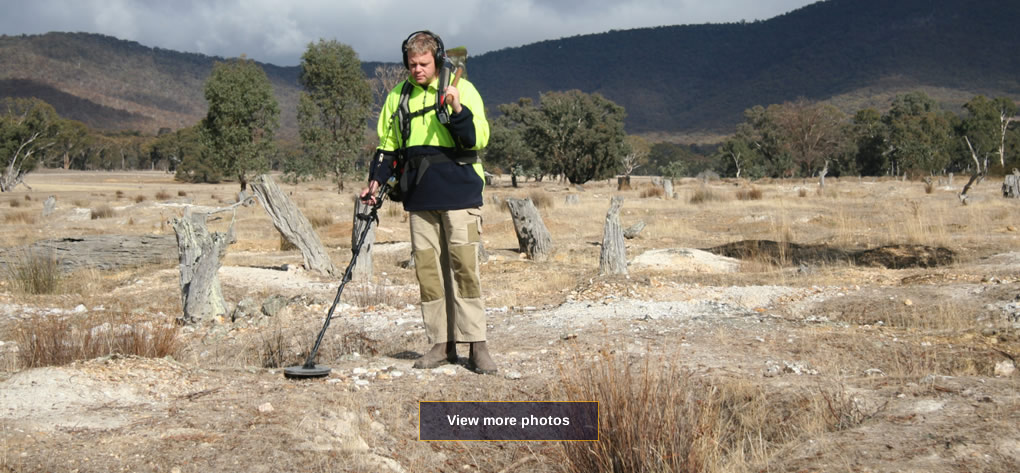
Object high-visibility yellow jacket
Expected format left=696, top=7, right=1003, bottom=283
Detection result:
left=370, top=74, right=489, bottom=211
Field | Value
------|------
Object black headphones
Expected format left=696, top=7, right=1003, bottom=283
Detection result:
left=401, top=30, right=446, bottom=69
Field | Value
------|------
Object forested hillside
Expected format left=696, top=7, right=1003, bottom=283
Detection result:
left=1, top=0, right=1018, bottom=137
left=469, top=0, right=1020, bottom=133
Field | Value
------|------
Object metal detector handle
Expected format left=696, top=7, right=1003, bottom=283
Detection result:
left=298, top=176, right=395, bottom=370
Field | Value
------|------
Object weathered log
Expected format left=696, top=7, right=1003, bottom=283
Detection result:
left=350, top=197, right=375, bottom=280
left=250, top=174, right=338, bottom=276
left=506, top=197, right=553, bottom=261
left=172, top=211, right=233, bottom=322
left=599, top=196, right=628, bottom=276
left=0, top=234, right=176, bottom=273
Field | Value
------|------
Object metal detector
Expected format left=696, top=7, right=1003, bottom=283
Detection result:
left=284, top=180, right=392, bottom=379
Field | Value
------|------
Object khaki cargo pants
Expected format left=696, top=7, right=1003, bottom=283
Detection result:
left=409, top=208, right=485, bottom=343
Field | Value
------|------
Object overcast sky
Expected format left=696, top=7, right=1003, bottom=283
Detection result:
left=0, top=0, right=819, bottom=65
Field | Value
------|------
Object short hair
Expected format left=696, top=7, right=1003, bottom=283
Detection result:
left=403, top=31, right=442, bottom=68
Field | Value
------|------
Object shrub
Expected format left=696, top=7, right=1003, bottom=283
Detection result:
left=115, top=190, right=125, bottom=199
left=178, top=190, right=188, bottom=197
left=134, top=195, right=146, bottom=203
left=9, top=199, right=21, bottom=208
left=155, top=189, right=172, bottom=200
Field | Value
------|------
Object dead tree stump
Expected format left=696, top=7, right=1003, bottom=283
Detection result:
left=599, top=196, right=628, bottom=276
left=250, top=174, right=338, bottom=277
left=663, top=179, right=674, bottom=199
left=172, top=211, right=233, bottom=322
left=350, top=197, right=376, bottom=280
left=506, top=197, right=553, bottom=261
left=42, top=196, right=56, bottom=217
left=1003, top=170, right=1020, bottom=198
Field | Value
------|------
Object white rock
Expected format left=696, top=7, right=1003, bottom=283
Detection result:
left=994, top=360, right=1016, bottom=377
left=352, top=367, right=368, bottom=375
left=257, top=402, right=274, bottom=413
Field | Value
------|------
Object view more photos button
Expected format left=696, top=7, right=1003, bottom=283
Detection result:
left=419, top=401, right=599, bottom=441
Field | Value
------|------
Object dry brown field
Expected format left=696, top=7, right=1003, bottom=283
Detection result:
left=0, top=169, right=1018, bottom=472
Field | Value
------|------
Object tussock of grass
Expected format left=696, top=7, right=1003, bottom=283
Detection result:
left=736, top=187, right=763, bottom=201
left=689, top=185, right=726, bottom=204
left=155, top=189, right=172, bottom=200
left=528, top=191, right=554, bottom=209
left=639, top=186, right=665, bottom=199
left=9, top=199, right=22, bottom=208
left=4, top=251, right=61, bottom=294
left=134, top=195, right=146, bottom=203
left=12, top=311, right=181, bottom=369
left=90, top=205, right=115, bottom=219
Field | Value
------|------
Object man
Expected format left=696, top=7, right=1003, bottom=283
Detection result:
left=360, top=31, right=495, bottom=374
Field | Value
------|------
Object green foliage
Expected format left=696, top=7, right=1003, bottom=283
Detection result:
left=737, top=101, right=849, bottom=178
left=659, top=160, right=688, bottom=180
left=849, top=108, right=888, bottom=176
left=292, top=40, right=372, bottom=192
left=883, top=91, right=954, bottom=176
left=484, top=111, right=537, bottom=180
left=200, top=57, right=279, bottom=190
left=959, top=96, right=1019, bottom=172
left=500, top=90, right=627, bottom=185
left=170, top=126, right=220, bottom=183
left=713, top=136, right=764, bottom=179
left=1, top=97, right=61, bottom=191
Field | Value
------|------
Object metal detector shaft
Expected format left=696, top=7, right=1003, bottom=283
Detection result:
left=300, top=180, right=392, bottom=369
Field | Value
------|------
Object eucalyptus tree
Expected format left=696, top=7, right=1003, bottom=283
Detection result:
left=1, top=97, right=61, bottom=191
left=294, top=39, right=372, bottom=192
left=500, top=90, right=627, bottom=185
left=200, top=56, right=279, bottom=191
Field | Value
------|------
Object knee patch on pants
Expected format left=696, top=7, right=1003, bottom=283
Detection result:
left=449, top=243, right=481, bottom=299
left=413, top=248, right=444, bottom=302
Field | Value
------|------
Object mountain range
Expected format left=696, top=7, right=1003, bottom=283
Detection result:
left=1, top=0, right=1018, bottom=140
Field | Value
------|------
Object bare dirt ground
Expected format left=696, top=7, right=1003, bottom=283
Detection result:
left=0, top=170, right=1018, bottom=472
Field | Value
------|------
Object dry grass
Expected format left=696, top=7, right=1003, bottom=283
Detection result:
left=3, top=212, right=36, bottom=224
left=90, top=204, right=115, bottom=219
left=8, top=199, right=21, bottom=208
left=639, top=185, right=665, bottom=199
left=3, top=250, right=61, bottom=295
left=306, top=213, right=334, bottom=229
left=11, top=311, right=181, bottom=369
left=155, top=189, right=172, bottom=200
left=689, top=185, right=726, bottom=204
left=529, top=190, right=554, bottom=209
left=735, top=186, right=763, bottom=201
left=134, top=194, right=146, bottom=203
left=558, top=353, right=875, bottom=473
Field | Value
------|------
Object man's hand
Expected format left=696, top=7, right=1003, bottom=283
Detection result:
left=359, top=180, right=380, bottom=206
left=444, top=85, right=462, bottom=114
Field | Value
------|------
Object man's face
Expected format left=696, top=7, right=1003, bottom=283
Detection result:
left=407, top=51, right=436, bottom=86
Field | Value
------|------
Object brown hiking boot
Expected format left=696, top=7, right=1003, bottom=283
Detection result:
left=413, top=342, right=457, bottom=369
left=468, top=341, right=498, bottom=375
